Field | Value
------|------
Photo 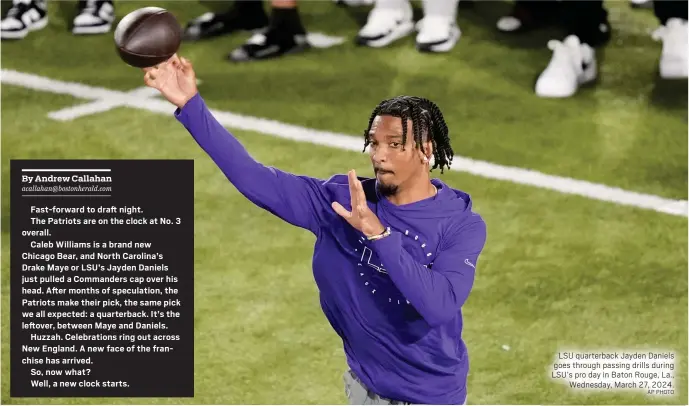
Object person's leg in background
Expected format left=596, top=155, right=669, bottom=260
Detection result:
left=416, top=0, right=460, bottom=53
left=651, top=0, right=687, bottom=78
left=496, top=0, right=560, bottom=33
left=355, top=0, right=460, bottom=53
left=534, top=0, right=611, bottom=98
left=183, top=0, right=269, bottom=41
left=228, top=0, right=309, bottom=62
left=355, top=0, right=415, bottom=48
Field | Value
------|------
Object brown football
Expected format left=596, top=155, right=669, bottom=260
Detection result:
left=114, top=7, right=182, bottom=68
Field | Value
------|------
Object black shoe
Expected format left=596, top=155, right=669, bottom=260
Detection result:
left=333, top=0, right=374, bottom=6
left=183, top=8, right=269, bottom=41
left=72, top=0, right=114, bottom=35
left=228, top=28, right=310, bottom=62
left=0, top=0, right=48, bottom=40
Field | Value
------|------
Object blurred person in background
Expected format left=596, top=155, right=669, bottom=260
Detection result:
left=1, top=0, right=114, bottom=39
left=535, top=0, right=687, bottom=98
left=496, top=0, right=653, bottom=34
left=355, top=0, right=461, bottom=53
left=183, top=0, right=371, bottom=41
left=182, top=0, right=269, bottom=41
left=227, top=0, right=309, bottom=62
left=183, top=0, right=370, bottom=62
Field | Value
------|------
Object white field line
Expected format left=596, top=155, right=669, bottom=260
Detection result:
left=47, top=86, right=159, bottom=121
left=1, top=68, right=687, bottom=218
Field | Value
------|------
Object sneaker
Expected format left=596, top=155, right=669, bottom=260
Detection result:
left=355, top=1, right=414, bottom=48
left=535, top=35, right=597, bottom=98
left=652, top=18, right=688, bottom=79
left=183, top=10, right=268, bottom=41
left=415, top=16, right=460, bottom=53
left=72, top=0, right=114, bottom=34
left=228, top=29, right=310, bottom=62
left=0, top=0, right=47, bottom=40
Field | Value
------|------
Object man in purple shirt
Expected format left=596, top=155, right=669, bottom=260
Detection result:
left=143, top=55, right=487, bottom=405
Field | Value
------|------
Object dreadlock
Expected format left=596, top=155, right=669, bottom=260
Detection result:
left=362, top=95, right=454, bottom=173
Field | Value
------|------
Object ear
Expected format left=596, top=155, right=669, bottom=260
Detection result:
left=418, top=140, right=433, bottom=163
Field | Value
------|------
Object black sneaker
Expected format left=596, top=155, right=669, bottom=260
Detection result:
left=72, top=0, right=114, bottom=35
left=183, top=5, right=269, bottom=41
left=0, top=0, right=48, bottom=40
left=228, top=28, right=310, bottom=62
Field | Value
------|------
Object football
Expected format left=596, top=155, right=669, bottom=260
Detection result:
left=114, top=7, right=182, bottom=68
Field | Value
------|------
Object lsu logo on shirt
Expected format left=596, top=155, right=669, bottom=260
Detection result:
left=353, top=228, right=437, bottom=308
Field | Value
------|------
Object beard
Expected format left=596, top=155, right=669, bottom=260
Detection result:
left=376, top=180, right=399, bottom=197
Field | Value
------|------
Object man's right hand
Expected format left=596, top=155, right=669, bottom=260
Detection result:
left=143, top=54, right=198, bottom=109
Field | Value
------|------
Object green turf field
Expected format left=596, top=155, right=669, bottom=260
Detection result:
left=1, top=0, right=687, bottom=404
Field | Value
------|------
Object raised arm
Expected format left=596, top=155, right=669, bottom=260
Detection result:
left=174, top=93, right=331, bottom=234
left=141, top=55, right=331, bottom=235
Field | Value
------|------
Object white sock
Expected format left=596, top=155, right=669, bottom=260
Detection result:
left=422, top=0, right=458, bottom=19
left=374, top=0, right=410, bottom=10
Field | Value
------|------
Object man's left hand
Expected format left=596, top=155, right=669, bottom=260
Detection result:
left=332, top=170, right=386, bottom=238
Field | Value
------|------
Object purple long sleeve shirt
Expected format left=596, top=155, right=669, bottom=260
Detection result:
left=175, top=93, right=487, bottom=404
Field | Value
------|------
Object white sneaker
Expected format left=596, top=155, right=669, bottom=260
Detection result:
left=535, top=35, right=597, bottom=98
left=72, top=0, right=114, bottom=34
left=652, top=18, right=688, bottom=79
left=415, top=16, right=460, bottom=53
left=355, top=1, right=414, bottom=48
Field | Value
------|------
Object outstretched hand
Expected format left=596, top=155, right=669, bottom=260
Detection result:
left=142, top=54, right=198, bottom=109
left=332, top=170, right=386, bottom=238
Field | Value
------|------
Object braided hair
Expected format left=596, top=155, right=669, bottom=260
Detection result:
left=362, top=96, right=454, bottom=173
